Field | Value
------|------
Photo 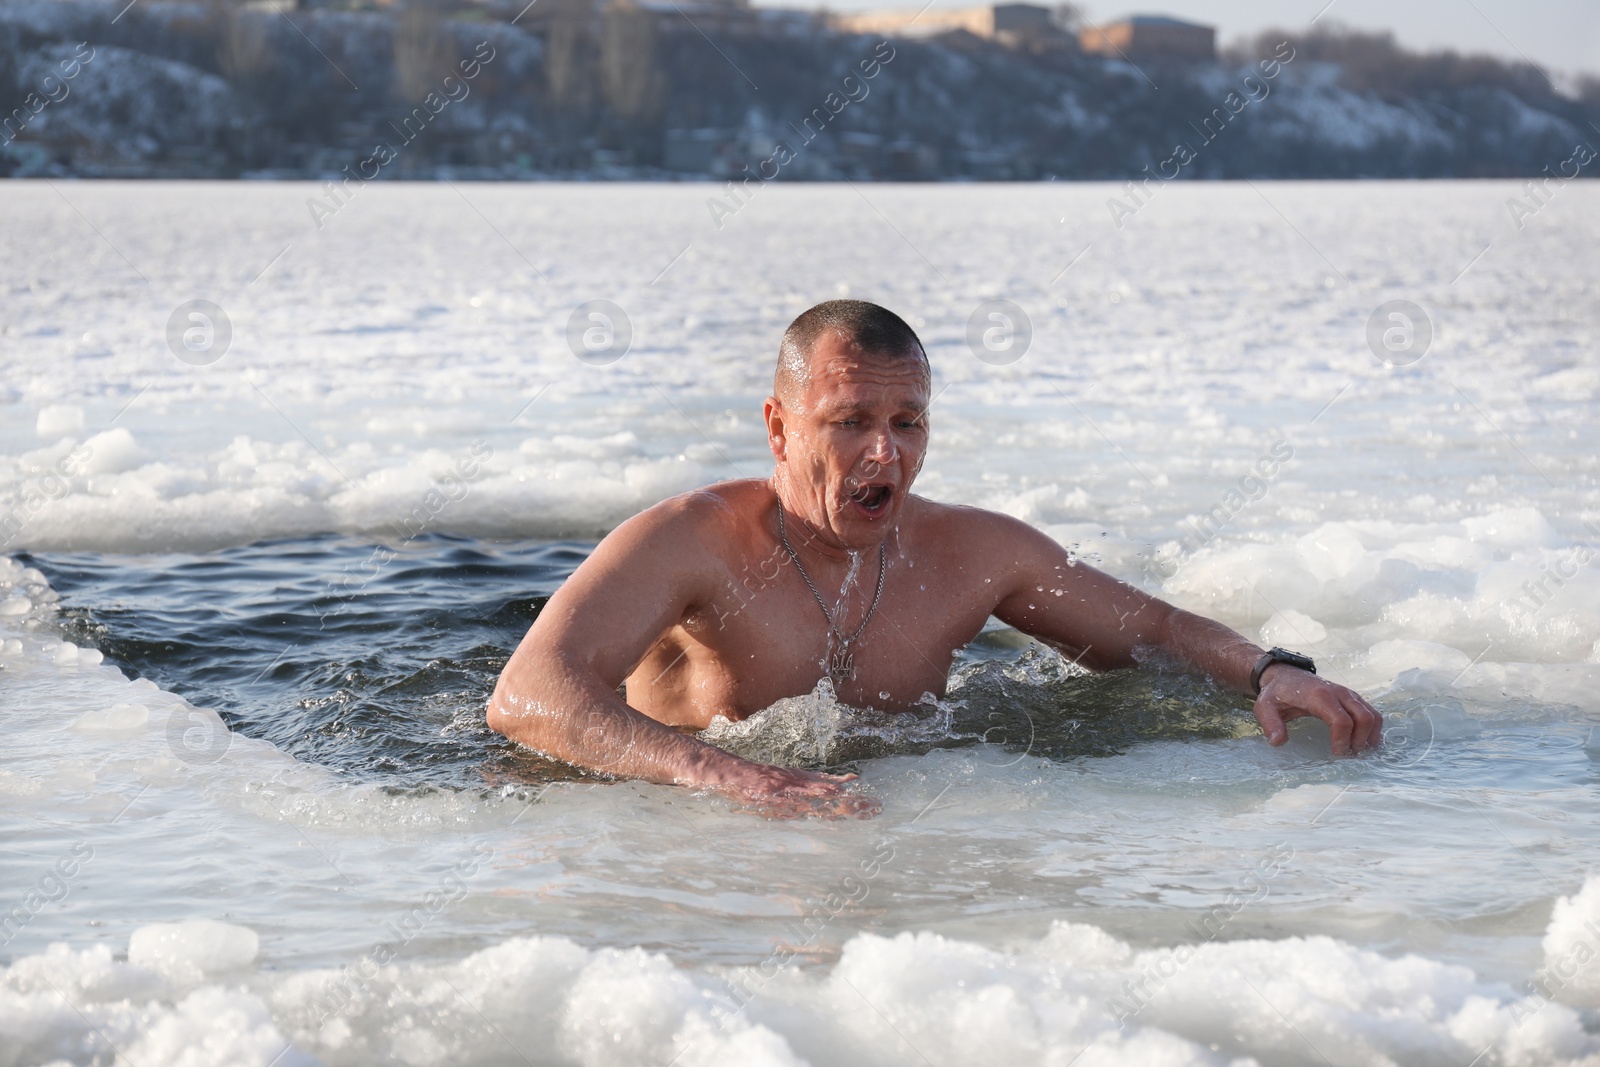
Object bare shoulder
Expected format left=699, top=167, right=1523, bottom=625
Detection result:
left=903, top=496, right=1075, bottom=602
left=599, top=479, right=768, bottom=562
left=638, top=478, right=769, bottom=533
left=906, top=495, right=1058, bottom=556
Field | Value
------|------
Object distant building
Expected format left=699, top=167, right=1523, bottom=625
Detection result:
left=628, top=0, right=764, bottom=34
left=833, top=2, right=1056, bottom=42
left=1080, top=15, right=1214, bottom=61
left=991, top=3, right=1056, bottom=37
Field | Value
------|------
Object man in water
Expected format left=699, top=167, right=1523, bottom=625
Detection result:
left=488, top=300, right=1381, bottom=815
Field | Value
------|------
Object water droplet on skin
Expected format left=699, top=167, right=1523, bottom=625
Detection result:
left=878, top=691, right=890, bottom=701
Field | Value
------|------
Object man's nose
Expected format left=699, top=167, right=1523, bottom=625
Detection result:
left=865, top=430, right=897, bottom=465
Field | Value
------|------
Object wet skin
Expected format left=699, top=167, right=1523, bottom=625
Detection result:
left=488, top=332, right=1383, bottom=817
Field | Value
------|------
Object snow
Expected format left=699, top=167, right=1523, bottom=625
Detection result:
left=1, top=181, right=1597, bottom=1065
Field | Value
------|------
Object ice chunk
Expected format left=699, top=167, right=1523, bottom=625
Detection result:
left=1297, top=523, right=1367, bottom=583
left=1365, top=639, right=1473, bottom=675
left=1462, top=507, right=1560, bottom=549
left=11, top=921, right=1600, bottom=1067
left=1, top=942, right=309, bottom=1067
left=71, top=702, right=150, bottom=734
left=124, top=986, right=308, bottom=1067
left=1540, top=875, right=1600, bottom=1007
left=1035, top=920, right=1133, bottom=968
left=558, top=947, right=709, bottom=1065
left=129, top=919, right=260, bottom=982
left=35, top=403, right=85, bottom=437
left=1259, top=608, right=1327, bottom=649
left=80, top=427, right=148, bottom=475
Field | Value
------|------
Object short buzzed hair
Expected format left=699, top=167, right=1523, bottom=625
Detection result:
left=775, top=299, right=929, bottom=403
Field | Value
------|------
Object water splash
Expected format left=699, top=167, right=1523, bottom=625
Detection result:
left=700, top=677, right=954, bottom=767
left=699, top=644, right=1256, bottom=769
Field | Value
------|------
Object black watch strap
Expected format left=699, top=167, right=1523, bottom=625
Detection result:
left=1251, top=647, right=1316, bottom=696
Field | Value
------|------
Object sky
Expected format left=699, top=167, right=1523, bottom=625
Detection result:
left=769, top=0, right=1600, bottom=80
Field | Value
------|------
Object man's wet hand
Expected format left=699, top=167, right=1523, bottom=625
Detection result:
left=1253, top=666, right=1383, bottom=757
left=698, top=760, right=881, bottom=819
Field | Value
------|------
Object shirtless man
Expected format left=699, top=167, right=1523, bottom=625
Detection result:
left=488, top=300, right=1381, bottom=815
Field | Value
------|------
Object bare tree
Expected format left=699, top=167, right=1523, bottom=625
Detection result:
left=1577, top=74, right=1600, bottom=112
left=214, top=3, right=273, bottom=82
left=393, top=4, right=461, bottom=101
left=546, top=12, right=597, bottom=109
left=1050, top=3, right=1085, bottom=33
left=600, top=0, right=664, bottom=121
left=550, top=9, right=601, bottom=108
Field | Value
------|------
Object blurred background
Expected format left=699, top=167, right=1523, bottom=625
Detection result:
left=1, top=0, right=1595, bottom=180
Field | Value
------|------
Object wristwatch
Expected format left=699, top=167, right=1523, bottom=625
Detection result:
left=1251, top=647, right=1316, bottom=695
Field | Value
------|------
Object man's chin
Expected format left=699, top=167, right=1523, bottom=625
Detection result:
left=830, top=497, right=900, bottom=541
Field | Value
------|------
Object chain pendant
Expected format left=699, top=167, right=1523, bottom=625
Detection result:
left=829, top=646, right=856, bottom=683
left=776, top=504, right=882, bottom=690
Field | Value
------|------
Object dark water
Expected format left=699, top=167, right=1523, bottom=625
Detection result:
left=25, top=535, right=1255, bottom=791
left=27, top=535, right=591, bottom=790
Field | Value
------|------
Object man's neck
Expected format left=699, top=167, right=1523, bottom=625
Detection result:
left=770, top=482, right=887, bottom=567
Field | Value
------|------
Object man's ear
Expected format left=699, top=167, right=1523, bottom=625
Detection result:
left=763, top=397, right=787, bottom=461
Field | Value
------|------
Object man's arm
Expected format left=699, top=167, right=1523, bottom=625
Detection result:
left=487, top=495, right=872, bottom=810
left=985, top=516, right=1381, bottom=756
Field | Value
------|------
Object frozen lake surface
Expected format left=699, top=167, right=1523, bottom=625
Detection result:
left=2, top=180, right=1599, bottom=1066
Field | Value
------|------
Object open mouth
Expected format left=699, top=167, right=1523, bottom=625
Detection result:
left=847, top=483, right=894, bottom=517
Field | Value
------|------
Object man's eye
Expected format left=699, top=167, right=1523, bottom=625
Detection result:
left=838, top=419, right=859, bottom=428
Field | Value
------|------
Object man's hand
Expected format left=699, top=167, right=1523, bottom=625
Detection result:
left=1253, top=665, right=1382, bottom=756
left=697, top=758, right=881, bottom=820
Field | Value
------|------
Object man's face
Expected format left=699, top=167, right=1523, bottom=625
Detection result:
left=765, top=331, right=930, bottom=550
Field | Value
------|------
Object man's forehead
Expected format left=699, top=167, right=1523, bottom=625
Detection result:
left=807, top=361, right=929, bottom=409
left=805, top=341, right=928, bottom=397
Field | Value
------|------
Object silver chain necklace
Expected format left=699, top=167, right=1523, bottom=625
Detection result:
left=776, top=503, right=886, bottom=684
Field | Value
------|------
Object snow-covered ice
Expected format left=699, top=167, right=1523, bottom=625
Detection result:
left=2, top=180, right=1598, bottom=1065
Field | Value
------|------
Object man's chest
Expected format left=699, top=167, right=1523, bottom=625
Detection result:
left=693, top=564, right=999, bottom=711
